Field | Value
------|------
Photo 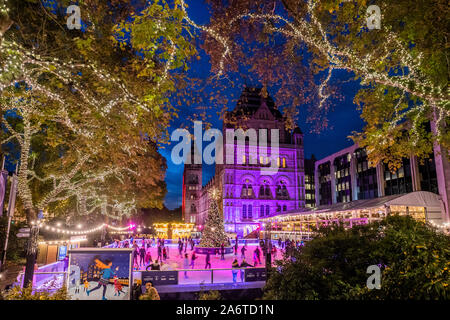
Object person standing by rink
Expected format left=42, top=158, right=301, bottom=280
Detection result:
left=239, top=259, right=253, bottom=282
left=231, top=259, right=239, bottom=283
left=204, top=251, right=212, bottom=269
left=141, top=281, right=160, bottom=300
left=183, top=254, right=190, bottom=278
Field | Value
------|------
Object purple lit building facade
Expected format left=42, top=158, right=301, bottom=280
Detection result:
left=182, top=87, right=306, bottom=237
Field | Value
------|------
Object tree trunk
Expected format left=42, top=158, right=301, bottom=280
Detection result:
left=23, top=207, right=38, bottom=288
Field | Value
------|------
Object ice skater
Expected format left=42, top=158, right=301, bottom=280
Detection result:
left=204, top=251, right=211, bottom=269
left=113, top=276, right=125, bottom=296
left=86, top=259, right=118, bottom=300
left=190, top=252, right=197, bottom=269
left=241, top=246, right=247, bottom=259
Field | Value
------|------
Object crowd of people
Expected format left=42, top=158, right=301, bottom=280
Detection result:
left=107, top=235, right=305, bottom=280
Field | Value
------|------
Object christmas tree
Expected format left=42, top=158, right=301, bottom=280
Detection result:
left=199, top=188, right=229, bottom=247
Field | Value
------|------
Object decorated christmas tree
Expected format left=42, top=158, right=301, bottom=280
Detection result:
left=199, top=188, right=229, bottom=247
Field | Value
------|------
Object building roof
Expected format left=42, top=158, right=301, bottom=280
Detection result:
left=226, top=87, right=283, bottom=121
left=257, top=191, right=442, bottom=220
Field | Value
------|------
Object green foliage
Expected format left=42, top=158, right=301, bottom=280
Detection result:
left=263, top=215, right=450, bottom=300
left=198, top=290, right=222, bottom=300
left=204, top=0, right=449, bottom=168
left=0, top=0, right=197, bottom=221
left=3, top=284, right=68, bottom=300
left=0, top=216, right=27, bottom=262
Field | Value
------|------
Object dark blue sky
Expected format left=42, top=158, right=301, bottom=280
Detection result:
left=161, top=1, right=365, bottom=210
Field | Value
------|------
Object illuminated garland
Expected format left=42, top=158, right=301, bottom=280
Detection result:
left=38, top=238, right=88, bottom=246
left=32, top=221, right=133, bottom=235
left=0, top=40, right=142, bottom=221
left=178, top=0, right=449, bottom=143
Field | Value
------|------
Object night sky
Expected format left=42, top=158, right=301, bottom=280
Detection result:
left=161, top=1, right=365, bottom=210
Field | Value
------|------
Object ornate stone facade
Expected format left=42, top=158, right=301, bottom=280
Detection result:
left=182, top=87, right=306, bottom=237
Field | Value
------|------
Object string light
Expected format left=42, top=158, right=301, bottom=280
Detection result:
left=38, top=222, right=132, bottom=235
left=38, top=238, right=88, bottom=246
left=179, top=0, right=448, bottom=142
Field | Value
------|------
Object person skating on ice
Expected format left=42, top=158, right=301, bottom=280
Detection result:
left=86, top=259, right=118, bottom=300
left=83, top=279, right=89, bottom=292
left=190, top=252, right=197, bottom=269
left=113, top=276, right=125, bottom=296
left=241, top=246, right=246, bottom=259
left=204, top=251, right=211, bottom=269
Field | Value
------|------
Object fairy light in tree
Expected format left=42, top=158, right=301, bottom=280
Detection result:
left=39, top=222, right=132, bottom=235
left=179, top=0, right=448, bottom=142
left=180, top=0, right=230, bottom=77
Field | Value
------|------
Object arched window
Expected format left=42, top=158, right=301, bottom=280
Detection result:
left=282, top=185, right=288, bottom=197
left=191, top=204, right=196, bottom=214
left=276, top=181, right=289, bottom=199
left=282, top=158, right=286, bottom=168
left=259, top=185, right=264, bottom=196
left=242, top=205, right=247, bottom=219
left=241, top=183, right=253, bottom=198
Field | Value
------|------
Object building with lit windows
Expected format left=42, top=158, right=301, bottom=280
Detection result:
left=257, top=141, right=450, bottom=240
left=304, top=156, right=316, bottom=208
left=182, top=87, right=305, bottom=237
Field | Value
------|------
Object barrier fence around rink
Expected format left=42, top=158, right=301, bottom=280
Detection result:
left=14, top=237, right=300, bottom=292
left=15, top=266, right=268, bottom=293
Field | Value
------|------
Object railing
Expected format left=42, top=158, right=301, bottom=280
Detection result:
left=14, top=239, right=280, bottom=291
left=134, top=267, right=266, bottom=286
left=104, top=238, right=273, bottom=248
left=16, top=267, right=266, bottom=292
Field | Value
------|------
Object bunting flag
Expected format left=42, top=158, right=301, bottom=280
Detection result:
left=7, top=173, right=18, bottom=217
left=0, top=170, right=7, bottom=217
